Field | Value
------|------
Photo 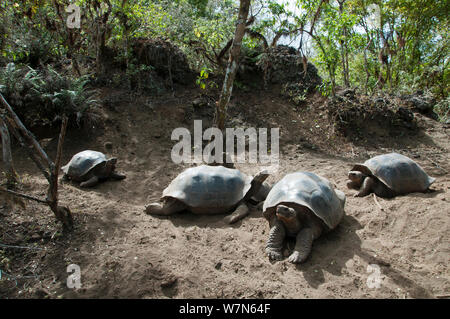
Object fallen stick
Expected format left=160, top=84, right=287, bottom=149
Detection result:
left=0, top=186, right=48, bottom=204
left=0, top=243, right=46, bottom=251
left=0, top=269, right=39, bottom=286
left=373, top=193, right=384, bottom=211
left=366, top=194, right=386, bottom=232
left=425, top=156, right=447, bottom=174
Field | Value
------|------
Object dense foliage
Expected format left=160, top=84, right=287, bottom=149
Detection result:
left=0, top=0, right=448, bottom=122
left=0, top=62, right=98, bottom=128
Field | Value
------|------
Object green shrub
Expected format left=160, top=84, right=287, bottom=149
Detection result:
left=0, top=63, right=98, bottom=129
left=434, top=97, right=449, bottom=123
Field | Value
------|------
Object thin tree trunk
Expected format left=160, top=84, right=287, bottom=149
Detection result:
left=330, top=69, right=336, bottom=96
left=47, top=116, right=69, bottom=225
left=52, top=1, right=81, bottom=76
left=363, top=38, right=372, bottom=94
left=0, top=116, right=17, bottom=187
left=340, top=45, right=349, bottom=87
left=345, top=42, right=350, bottom=85
left=338, top=0, right=349, bottom=87
left=214, top=0, right=251, bottom=131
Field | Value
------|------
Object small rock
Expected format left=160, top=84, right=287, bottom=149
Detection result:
left=161, top=278, right=177, bottom=288
left=215, top=262, right=222, bottom=270
left=104, top=142, right=113, bottom=150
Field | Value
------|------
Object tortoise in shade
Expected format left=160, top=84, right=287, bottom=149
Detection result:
left=347, top=153, right=435, bottom=198
left=62, top=150, right=126, bottom=187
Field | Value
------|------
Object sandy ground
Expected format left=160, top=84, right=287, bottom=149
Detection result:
left=0, top=86, right=449, bottom=299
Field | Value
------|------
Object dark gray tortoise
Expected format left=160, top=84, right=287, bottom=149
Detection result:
left=347, top=152, right=435, bottom=198
left=62, top=150, right=126, bottom=187
left=263, top=172, right=346, bottom=264
left=145, top=165, right=269, bottom=224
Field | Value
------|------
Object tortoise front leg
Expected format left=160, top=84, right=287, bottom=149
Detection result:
left=266, top=219, right=285, bottom=261
left=355, top=176, right=375, bottom=197
left=145, top=198, right=186, bottom=216
left=346, top=180, right=360, bottom=190
left=223, top=203, right=249, bottom=224
left=110, top=172, right=126, bottom=180
left=288, top=228, right=314, bottom=263
left=80, top=176, right=100, bottom=188
left=61, top=174, right=70, bottom=183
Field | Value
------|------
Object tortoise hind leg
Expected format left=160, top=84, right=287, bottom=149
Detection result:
left=373, top=182, right=396, bottom=198
left=80, top=176, right=100, bottom=188
left=145, top=198, right=185, bottom=216
left=223, top=203, right=249, bottom=224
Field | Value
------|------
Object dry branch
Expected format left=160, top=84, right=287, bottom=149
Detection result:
left=372, top=193, right=384, bottom=211
left=0, top=95, right=52, bottom=167
left=0, top=93, right=73, bottom=230
left=0, top=115, right=17, bottom=187
left=47, top=117, right=68, bottom=216
left=6, top=118, right=51, bottom=182
left=0, top=243, right=46, bottom=251
left=425, top=156, right=447, bottom=174
left=0, top=186, right=48, bottom=204
left=246, top=29, right=268, bottom=50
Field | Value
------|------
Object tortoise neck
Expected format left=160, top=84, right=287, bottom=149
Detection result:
left=280, top=215, right=302, bottom=235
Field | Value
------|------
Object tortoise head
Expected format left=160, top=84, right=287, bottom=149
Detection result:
left=105, top=157, right=118, bottom=173
left=348, top=170, right=366, bottom=187
left=276, top=205, right=299, bottom=226
left=244, top=169, right=270, bottom=201
left=251, top=169, right=270, bottom=187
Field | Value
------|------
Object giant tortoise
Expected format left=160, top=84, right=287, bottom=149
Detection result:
left=145, top=165, right=269, bottom=224
left=62, top=150, right=126, bottom=187
left=347, top=152, right=435, bottom=198
left=263, top=172, right=346, bottom=263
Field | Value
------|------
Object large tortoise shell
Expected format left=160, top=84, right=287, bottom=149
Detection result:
left=162, top=165, right=253, bottom=213
left=351, top=153, right=435, bottom=194
left=263, top=172, right=346, bottom=230
left=62, top=150, right=107, bottom=178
